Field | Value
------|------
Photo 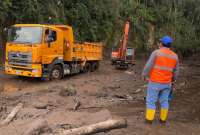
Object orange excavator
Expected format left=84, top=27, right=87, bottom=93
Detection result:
left=111, top=20, right=135, bottom=69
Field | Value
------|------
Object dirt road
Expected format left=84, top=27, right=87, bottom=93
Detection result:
left=0, top=59, right=200, bottom=135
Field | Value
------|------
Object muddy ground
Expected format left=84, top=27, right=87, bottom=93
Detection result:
left=0, top=59, right=200, bottom=135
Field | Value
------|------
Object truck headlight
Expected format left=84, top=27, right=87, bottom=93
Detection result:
left=5, top=66, right=11, bottom=71
left=32, top=69, right=39, bottom=73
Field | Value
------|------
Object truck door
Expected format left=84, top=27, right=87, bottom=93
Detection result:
left=42, top=28, right=62, bottom=64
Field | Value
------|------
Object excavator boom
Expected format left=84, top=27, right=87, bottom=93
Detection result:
left=119, top=21, right=130, bottom=60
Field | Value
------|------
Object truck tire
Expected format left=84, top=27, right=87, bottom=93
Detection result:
left=50, top=65, right=63, bottom=80
left=91, top=62, right=99, bottom=72
left=85, top=63, right=91, bottom=72
left=96, top=62, right=100, bottom=70
left=91, top=62, right=97, bottom=72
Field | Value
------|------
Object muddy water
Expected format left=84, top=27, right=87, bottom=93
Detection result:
left=1, top=83, right=21, bottom=93
left=108, top=101, right=145, bottom=117
left=0, top=73, right=47, bottom=94
left=0, top=77, right=25, bottom=94
left=0, top=71, right=21, bottom=94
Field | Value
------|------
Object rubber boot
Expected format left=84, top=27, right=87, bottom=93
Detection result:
left=160, top=108, right=168, bottom=123
left=146, top=109, right=156, bottom=124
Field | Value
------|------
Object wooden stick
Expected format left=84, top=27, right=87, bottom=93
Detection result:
left=73, top=101, right=81, bottom=111
left=56, top=118, right=127, bottom=135
left=0, top=103, right=23, bottom=126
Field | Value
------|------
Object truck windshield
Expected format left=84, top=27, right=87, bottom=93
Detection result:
left=8, top=27, right=42, bottom=44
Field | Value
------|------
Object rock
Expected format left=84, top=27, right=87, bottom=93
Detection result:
left=33, top=102, right=48, bottom=109
left=126, top=95, right=134, bottom=100
left=180, top=82, right=186, bottom=87
left=133, top=89, right=142, bottom=94
left=125, top=71, right=135, bottom=75
left=59, top=85, right=76, bottom=97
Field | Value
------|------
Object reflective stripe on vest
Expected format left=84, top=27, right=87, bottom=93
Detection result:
left=150, top=48, right=178, bottom=83
left=157, top=51, right=178, bottom=60
left=154, top=65, right=174, bottom=72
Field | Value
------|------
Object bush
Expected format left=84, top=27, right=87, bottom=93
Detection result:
left=174, top=40, right=200, bottom=57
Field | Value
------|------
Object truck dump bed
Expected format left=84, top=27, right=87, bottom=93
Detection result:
left=72, top=42, right=103, bottom=61
left=55, top=25, right=103, bottom=62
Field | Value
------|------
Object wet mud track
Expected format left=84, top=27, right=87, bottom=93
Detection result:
left=0, top=60, right=200, bottom=135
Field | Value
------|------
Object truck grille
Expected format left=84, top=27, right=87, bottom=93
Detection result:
left=8, top=52, right=32, bottom=67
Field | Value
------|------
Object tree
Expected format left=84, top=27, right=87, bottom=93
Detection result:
left=0, top=0, right=200, bottom=58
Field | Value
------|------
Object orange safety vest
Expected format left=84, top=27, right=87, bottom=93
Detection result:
left=150, top=48, right=178, bottom=84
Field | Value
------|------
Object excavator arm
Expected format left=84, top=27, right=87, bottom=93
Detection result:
left=119, top=21, right=130, bottom=60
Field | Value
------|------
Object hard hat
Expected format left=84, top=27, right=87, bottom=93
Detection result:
left=160, top=36, right=173, bottom=47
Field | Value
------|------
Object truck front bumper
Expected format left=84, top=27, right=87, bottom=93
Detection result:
left=5, top=64, right=42, bottom=77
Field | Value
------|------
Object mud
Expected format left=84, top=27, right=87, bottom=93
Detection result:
left=0, top=59, right=200, bottom=135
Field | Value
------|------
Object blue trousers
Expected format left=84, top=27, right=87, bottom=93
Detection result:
left=146, top=81, right=171, bottom=110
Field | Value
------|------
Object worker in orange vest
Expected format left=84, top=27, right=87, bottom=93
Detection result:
left=142, top=36, right=179, bottom=123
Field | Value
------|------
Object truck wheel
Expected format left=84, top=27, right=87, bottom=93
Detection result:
left=50, top=65, right=63, bottom=80
left=91, top=62, right=99, bottom=72
left=85, top=63, right=91, bottom=72
left=96, top=62, right=100, bottom=70
left=91, top=63, right=96, bottom=72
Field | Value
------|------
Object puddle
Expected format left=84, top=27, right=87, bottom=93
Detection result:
left=0, top=82, right=21, bottom=94
left=107, top=102, right=145, bottom=117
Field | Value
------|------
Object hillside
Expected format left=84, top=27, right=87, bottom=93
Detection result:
left=0, top=0, right=200, bottom=57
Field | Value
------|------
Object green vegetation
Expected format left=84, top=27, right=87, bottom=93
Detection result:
left=0, top=0, right=200, bottom=57
left=0, top=50, right=2, bottom=64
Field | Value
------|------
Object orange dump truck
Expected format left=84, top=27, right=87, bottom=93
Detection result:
left=5, top=24, right=103, bottom=80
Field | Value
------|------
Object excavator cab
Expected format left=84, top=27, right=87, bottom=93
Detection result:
left=114, top=47, right=135, bottom=69
left=126, top=47, right=135, bottom=62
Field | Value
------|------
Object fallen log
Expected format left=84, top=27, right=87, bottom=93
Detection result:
left=23, top=119, right=48, bottom=135
left=56, top=118, right=127, bottom=135
left=0, top=103, right=23, bottom=126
